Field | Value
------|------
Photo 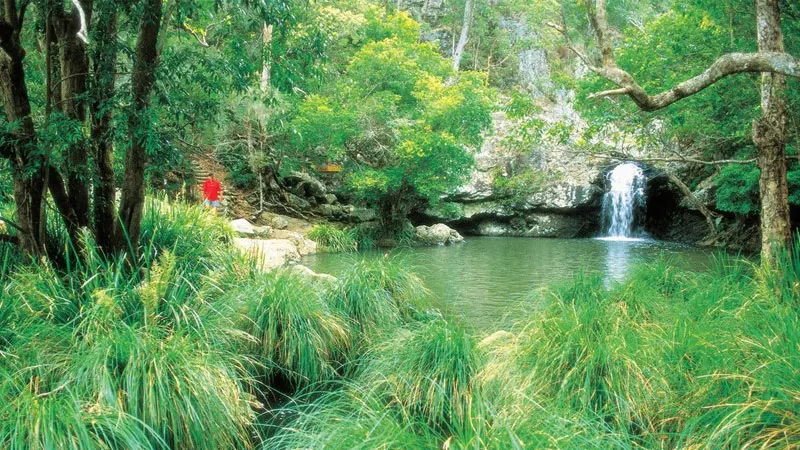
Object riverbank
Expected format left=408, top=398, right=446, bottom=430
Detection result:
left=1, top=199, right=797, bottom=449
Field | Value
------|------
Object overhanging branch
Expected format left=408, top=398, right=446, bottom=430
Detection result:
left=589, top=52, right=800, bottom=111
left=581, top=0, right=800, bottom=112
left=590, top=152, right=756, bottom=166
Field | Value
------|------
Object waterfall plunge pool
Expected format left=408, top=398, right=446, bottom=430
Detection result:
left=302, top=237, right=720, bottom=331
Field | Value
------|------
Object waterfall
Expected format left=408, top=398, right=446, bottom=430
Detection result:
left=600, top=163, right=647, bottom=239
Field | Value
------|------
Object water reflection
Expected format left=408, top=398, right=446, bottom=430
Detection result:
left=604, top=240, right=633, bottom=284
left=303, top=237, right=716, bottom=331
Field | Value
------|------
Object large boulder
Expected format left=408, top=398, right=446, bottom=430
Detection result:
left=286, top=193, right=311, bottom=211
left=253, top=225, right=273, bottom=238
left=230, top=218, right=255, bottom=235
left=315, top=204, right=345, bottom=219
left=285, top=171, right=328, bottom=201
left=287, top=264, right=337, bottom=286
left=258, top=212, right=290, bottom=230
left=414, top=223, right=465, bottom=246
left=234, top=238, right=300, bottom=270
left=348, top=207, right=377, bottom=223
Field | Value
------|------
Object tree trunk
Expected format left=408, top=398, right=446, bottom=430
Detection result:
left=115, top=0, right=163, bottom=255
left=157, top=0, right=178, bottom=55
left=378, top=183, right=414, bottom=235
left=0, top=6, right=47, bottom=256
left=753, top=0, right=790, bottom=261
left=54, top=4, right=93, bottom=232
left=260, top=21, right=272, bottom=93
left=91, top=3, right=119, bottom=252
left=11, top=171, right=46, bottom=256
left=452, top=0, right=473, bottom=71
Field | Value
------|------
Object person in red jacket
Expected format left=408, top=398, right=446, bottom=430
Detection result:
left=202, top=172, right=222, bottom=211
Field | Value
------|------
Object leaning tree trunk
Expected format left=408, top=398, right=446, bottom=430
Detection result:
left=753, top=0, right=791, bottom=262
left=0, top=5, right=47, bottom=256
left=260, top=21, right=272, bottom=93
left=91, top=3, right=119, bottom=253
left=452, top=0, right=473, bottom=71
left=115, top=0, right=162, bottom=255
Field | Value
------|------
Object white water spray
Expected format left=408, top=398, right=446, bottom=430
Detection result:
left=600, top=163, right=646, bottom=239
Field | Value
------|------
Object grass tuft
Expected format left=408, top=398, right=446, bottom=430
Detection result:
left=307, top=224, right=358, bottom=252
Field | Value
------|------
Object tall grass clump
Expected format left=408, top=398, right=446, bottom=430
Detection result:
left=263, top=384, right=436, bottom=449
left=757, top=237, right=800, bottom=306
left=331, top=257, right=430, bottom=337
left=0, top=381, right=155, bottom=450
left=307, top=224, right=358, bottom=252
left=348, top=223, right=378, bottom=250
left=482, top=273, right=675, bottom=445
left=140, top=197, right=232, bottom=268
left=358, top=319, right=484, bottom=437
left=709, top=305, right=800, bottom=448
left=71, top=327, right=255, bottom=450
left=243, top=270, right=350, bottom=390
left=0, top=237, right=257, bottom=449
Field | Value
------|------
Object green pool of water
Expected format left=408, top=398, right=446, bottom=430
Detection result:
left=302, top=237, right=720, bottom=330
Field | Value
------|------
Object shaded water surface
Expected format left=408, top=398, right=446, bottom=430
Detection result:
left=303, top=237, right=719, bottom=331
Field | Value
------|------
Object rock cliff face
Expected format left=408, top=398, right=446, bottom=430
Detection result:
left=419, top=98, right=606, bottom=238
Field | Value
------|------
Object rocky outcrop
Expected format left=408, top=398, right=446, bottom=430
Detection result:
left=270, top=229, right=318, bottom=256
left=420, top=107, right=604, bottom=237
left=258, top=212, right=290, bottom=230
left=475, top=213, right=593, bottom=238
left=232, top=221, right=319, bottom=270
left=414, top=223, right=465, bottom=245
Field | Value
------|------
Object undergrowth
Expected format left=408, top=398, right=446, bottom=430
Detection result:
left=1, top=198, right=799, bottom=449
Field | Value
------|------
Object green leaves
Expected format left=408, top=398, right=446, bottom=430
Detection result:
left=715, top=164, right=760, bottom=215
left=286, top=25, right=495, bottom=228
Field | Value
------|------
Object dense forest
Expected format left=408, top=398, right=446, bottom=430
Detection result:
left=1, top=0, right=800, bottom=448
left=1, top=0, right=798, bottom=257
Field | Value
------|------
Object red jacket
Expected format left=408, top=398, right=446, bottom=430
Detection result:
left=203, top=178, right=222, bottom=201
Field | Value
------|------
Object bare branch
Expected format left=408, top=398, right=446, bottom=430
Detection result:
left=4, top=0, right=17, bottom=29
left=181, top=22, right=210, bottom=47
left=0, top=216, right=24, bottom=233
left=17, top=0, right=30, bottom=28
left=594, top=52, right=800, bottom=111
left=590, top=151, right=756, bottom=166
left=0, top=234, right=19, bottom=245
left=664, top=171, right=720, bottom=238
left=587, top=87, right=631, bottom=99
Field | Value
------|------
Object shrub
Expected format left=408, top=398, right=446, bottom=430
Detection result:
left=715, top=164, right=760, bottom=215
